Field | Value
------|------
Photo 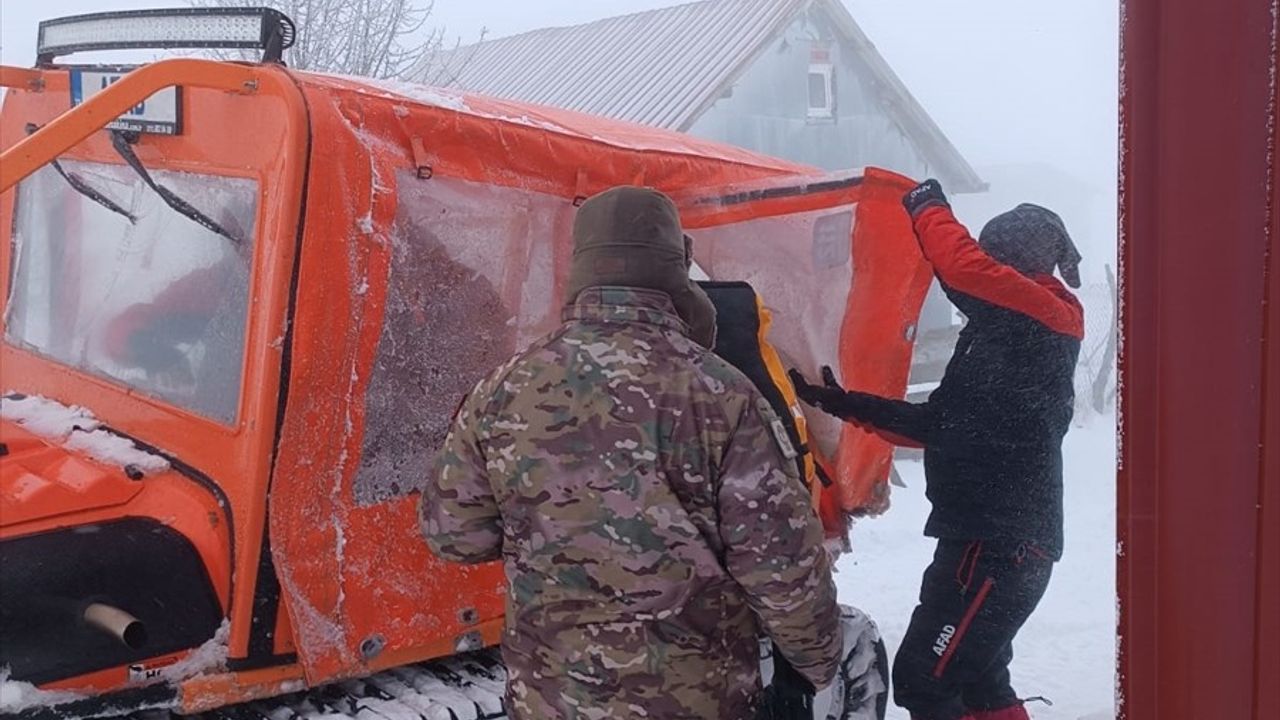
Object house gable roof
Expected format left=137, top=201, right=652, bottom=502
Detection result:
left=416, top=0, right=985, bottom=192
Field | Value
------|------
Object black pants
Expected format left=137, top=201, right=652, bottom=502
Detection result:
left=892, top=539, right=1053, bottom=720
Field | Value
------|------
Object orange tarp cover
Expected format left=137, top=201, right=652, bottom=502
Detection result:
left=267, top=72, right=930, bottom=681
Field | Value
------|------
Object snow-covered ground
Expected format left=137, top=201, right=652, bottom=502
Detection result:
left=836, top=414, right=1117, bottom=720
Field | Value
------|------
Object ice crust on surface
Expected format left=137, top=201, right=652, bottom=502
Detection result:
left=0, top=394, right=170, bottom=475
left=157, top=619, right=231, bottom=683
left=354, top=77, right=471, bottom=112
left=0, top=393, right=100, bottom=439
left=64, top=428, right=171, bottom=476
left=7, top=162, right=255, bottom=425
left=328, top=75, right=578, bottom=138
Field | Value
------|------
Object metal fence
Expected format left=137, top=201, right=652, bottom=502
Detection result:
left=1073, top=270, right=1118, bottom=417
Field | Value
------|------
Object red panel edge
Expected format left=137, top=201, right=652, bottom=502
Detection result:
left=1120, top=1, right=1276, bottom=719
left=1257, top=3, right=1280, bottom=713
left=1117, top=1, right=1154, bottom=712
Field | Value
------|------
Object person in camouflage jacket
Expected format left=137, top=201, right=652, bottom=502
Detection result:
left=421, top=186, right=841, bottom=719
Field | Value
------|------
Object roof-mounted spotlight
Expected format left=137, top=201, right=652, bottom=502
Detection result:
left=36, top=7, right=296, bottom=66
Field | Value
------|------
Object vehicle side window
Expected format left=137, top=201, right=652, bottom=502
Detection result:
left=353, top=174, right=574, bottom=504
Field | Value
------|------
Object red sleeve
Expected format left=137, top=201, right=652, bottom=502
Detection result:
left=103, top=306, right=150, bottom=361
left=913, top=206, right=1084, bottom=339
left=101, top=261, right=232, bottom=362
left=149, top=262, right=233, bottom=314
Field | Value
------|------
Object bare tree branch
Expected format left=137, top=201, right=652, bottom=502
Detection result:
left=425, top=27, right=488, bottom=88
left=1090, top=264, right=1118, bottom=414
left=188, top=0, right=453, bottom=79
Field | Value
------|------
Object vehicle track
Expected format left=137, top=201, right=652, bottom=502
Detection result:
left=189, top=651, right=507, bottom=720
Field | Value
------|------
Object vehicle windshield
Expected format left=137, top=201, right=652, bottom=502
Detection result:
left=5, top=160, right=258, bottom=424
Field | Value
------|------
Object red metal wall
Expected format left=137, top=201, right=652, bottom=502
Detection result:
left=1120, top=1, right=1279, bottom=719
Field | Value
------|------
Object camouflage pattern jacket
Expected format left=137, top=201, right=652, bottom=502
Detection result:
left=422, top=287, right=841, bottom=719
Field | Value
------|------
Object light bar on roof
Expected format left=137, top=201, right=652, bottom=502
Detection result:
left=36, top=7, right=295, bottom=64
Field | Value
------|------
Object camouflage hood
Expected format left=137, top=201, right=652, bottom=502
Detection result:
left=565, top=186, right=717, bottom=347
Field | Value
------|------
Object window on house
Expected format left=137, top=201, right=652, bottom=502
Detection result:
left=808, top=62, right=835, bottom=120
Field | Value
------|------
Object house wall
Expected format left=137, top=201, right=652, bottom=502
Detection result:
left=686, top=8, right=957, bottom=341
left=685, top=8, right=947, bottom=183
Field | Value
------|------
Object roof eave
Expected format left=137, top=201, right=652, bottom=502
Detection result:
left=818, top=0, right=986, bottom=193
left=675, top=0, right=812, bottom=131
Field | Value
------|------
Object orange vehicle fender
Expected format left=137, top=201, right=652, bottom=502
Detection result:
left=0, top=423, right=233, bottom=613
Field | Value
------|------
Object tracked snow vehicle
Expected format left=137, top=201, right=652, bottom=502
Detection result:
left=0, top=8, right=932, bottom=719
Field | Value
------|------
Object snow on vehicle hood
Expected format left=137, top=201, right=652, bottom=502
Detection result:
left=0, top=394, right=170, bottom=476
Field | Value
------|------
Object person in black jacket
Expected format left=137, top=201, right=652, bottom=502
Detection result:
left=789, top=179, right=1084, bottom=720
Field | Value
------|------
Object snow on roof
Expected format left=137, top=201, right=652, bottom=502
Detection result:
left=330, top=75, right=472, bottom=114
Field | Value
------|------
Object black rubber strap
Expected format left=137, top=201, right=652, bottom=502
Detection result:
left=109, top=130, right=241, bottom=243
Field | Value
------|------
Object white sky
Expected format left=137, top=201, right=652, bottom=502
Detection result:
left=0, top=0, right=1119, bottom=254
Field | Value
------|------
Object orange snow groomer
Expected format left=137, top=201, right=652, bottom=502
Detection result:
left=0, top=7, right=930, bottom=716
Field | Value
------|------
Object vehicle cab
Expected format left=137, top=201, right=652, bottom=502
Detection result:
left=2, top=9, right=322, bottom=707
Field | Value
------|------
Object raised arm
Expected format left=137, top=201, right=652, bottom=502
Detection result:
left=904, top=180, right=1084, bottom=339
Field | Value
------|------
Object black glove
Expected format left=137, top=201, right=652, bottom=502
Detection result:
left=757, top=645, right=816, bottom=720
left=789, top=367, right=859, bottom=420
left=902, top=178, right=949, bottom=218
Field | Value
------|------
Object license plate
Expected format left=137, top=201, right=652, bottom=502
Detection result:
left=128, top=657, right=178, bottom=683
left=70, top=68, right=182, bottom=136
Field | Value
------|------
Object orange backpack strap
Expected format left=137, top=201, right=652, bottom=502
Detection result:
left=697, top=281, right=819, bottom=493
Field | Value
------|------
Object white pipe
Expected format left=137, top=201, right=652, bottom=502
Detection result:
left=83, top=602, right=148, bottom=649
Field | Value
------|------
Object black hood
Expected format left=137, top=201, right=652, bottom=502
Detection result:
left=978, top=203, right=1082, bottom=288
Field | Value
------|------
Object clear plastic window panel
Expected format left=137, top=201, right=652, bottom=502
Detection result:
left=5, top=161, right=258, bottom=424
left=354, top=174, right=574, bottom=504
left=687, top=205, right=857, bottom=457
